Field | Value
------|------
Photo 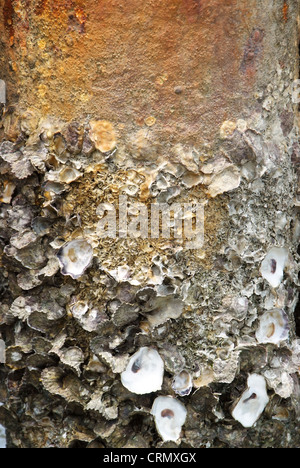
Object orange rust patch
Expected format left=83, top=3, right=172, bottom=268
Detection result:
left=75, top=7, right=87, bottom=26
left=180, top=0, right=202, bottom=23
left=34, top=0, right=48, bottom=16
left=1, top=0, right=257, bottom=143
left=283, top=1, right=288, bottom=22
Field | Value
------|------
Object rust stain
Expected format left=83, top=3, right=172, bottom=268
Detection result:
left=34, top=0, right=48, bottom=16
left=3, top=0, right=14, bottom=45
left=35, top=0, right=86, bottom=18
left=1, top=0, right=257, bottom=142
left=75, top=7, right=87, bottom=26
left=181, top=0, right=202, bottom=22
left=68, top=7, right=87, bottom=34
left=283, top=1, right=288, bottom=22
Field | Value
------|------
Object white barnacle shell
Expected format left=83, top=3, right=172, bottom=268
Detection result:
left=59, top=166, right=82, bottom=184
left=57, top=239, right=93, bottom=279
left=151, top=396, right=187, bottom=442
left=255, top=309, right=289, bottom=345
left=260, top=247, right=288, bottom=288
left=172, top=370, right=192, bottom=396
left=232, top=374, right=269, bottom=428
left=120, top=347, right=164, bottom=395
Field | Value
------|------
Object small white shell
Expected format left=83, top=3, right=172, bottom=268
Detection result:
left=120, top=347, right=164, bottom=395
left=59, top=166, right=82, bottom=184
left=260, top=247, right=288, bottom=288
left=57, top=239, right=93, bottom=279
left=232, top=374, right=269, bottom=428
left=172, top=370, right=192, bottom=396
left=256, top=309, right=289, bottom=345
left=151, top=396, right=187, bottom=442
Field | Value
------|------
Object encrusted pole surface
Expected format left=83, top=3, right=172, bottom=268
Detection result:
left=0, top=0, right=300, bottom=448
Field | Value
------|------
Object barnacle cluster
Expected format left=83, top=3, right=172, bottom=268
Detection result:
left=0, top=52, right=300, bottom=447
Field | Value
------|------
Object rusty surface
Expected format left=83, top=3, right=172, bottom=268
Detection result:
left=0, top=0, right=262, bottom=144
left=283, top=0, right=289, bottom=22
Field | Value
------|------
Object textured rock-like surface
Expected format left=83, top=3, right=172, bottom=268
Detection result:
left=0, top=0, right=299, bottom=448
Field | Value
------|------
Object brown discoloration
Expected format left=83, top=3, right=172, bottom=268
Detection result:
left=180, top=0, right=202, bottom=22
left=266, top=323, right=276, bottom=339
left=34, top=0, right=48, bottom=16
left=161, top=409, right=175, bottom=419
left=243, top=393, right=257, bottom=403
left=3, top=0, right=14, bottom=44
left=270, top=259, right=277, bottom=274
left=68, top=248, right=77, bottom=263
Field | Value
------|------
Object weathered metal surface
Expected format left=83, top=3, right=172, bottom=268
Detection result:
left=0, top=1, right=280, bottom=135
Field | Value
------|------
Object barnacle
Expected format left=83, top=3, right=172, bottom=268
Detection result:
left=58, top=167, right=82, bottom=184
left=260, top=247, right=288, bottom=288
left=255, top=309, right=289, bottom=345
left=219, top=120, right=237, bottom=139
left=172, top=370, right=193, bottom=396
left=151, top=396, right=187, bottom=442
left=120, top=347, right=164, bottom=395
left=57, top=239, right=93, bottom=279
left=231, top=374, right=269, bottom=428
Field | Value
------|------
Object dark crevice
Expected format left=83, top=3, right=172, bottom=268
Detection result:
left=294, top=294, right=300, bottom=337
